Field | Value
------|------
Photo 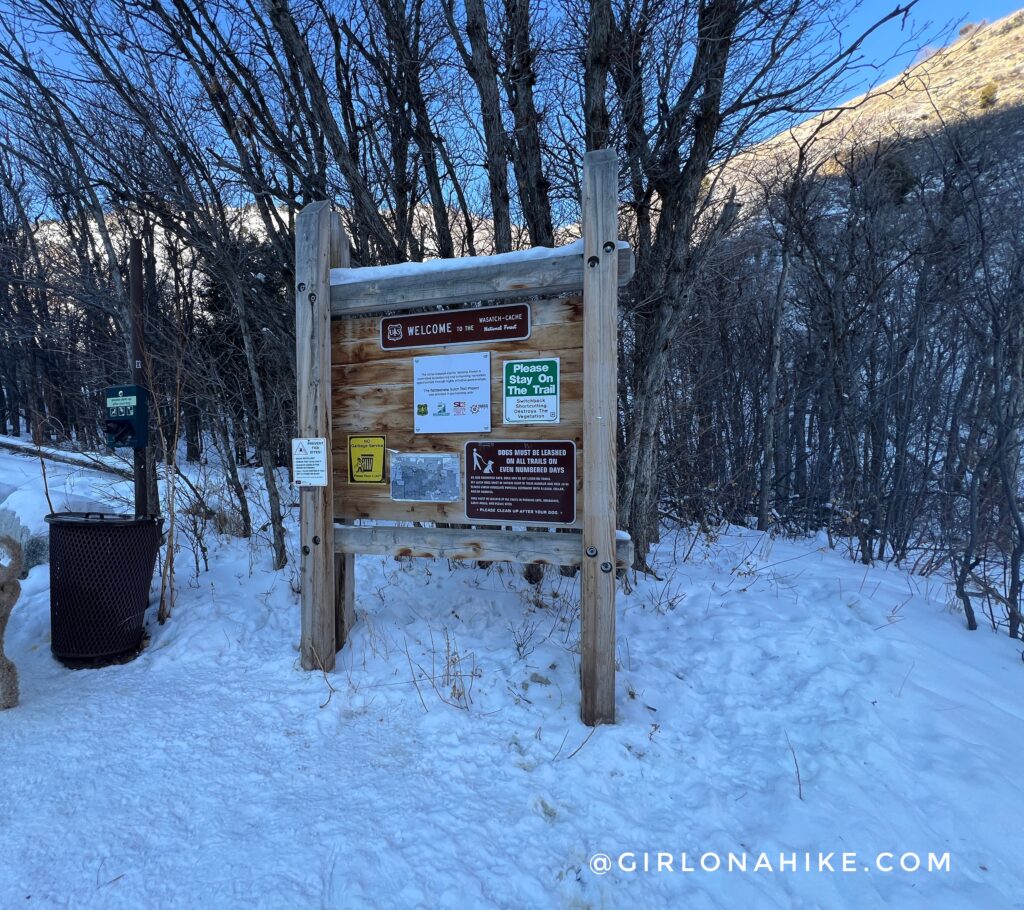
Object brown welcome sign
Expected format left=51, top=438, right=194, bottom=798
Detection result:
left=380, top=303, right=530, bottom=350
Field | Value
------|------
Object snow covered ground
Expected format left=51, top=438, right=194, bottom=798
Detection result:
left=1, top=444, right=1023, bottom=909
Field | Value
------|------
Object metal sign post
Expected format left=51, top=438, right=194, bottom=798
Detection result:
left=130, top=238, right=148, bottom=518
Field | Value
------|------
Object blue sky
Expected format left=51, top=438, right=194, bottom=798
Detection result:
left=847, top=1, right=1023, bottom=80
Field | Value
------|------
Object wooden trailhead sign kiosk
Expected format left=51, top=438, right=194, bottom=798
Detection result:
left=294, top=150, right=632, bottom=725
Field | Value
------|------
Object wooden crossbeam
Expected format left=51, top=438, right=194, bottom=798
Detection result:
left=334, top=524, right=633, bottom=569
left=330, top=244, right=634, bottom=315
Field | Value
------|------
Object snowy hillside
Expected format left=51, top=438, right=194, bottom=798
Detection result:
left=1, top=444, right=1022, bottom=909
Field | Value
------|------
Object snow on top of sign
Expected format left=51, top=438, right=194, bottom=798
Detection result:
left=331, top=240, right=580, bottom=285
left=330, top=239, right=630, bottom=286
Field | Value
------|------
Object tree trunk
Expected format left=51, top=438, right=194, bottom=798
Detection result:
left=757, top=242, right=790, bottom=530
left=451, top=0, right=513, bottom=253
left=232, top=287, right=287, bottom=568
left=584, top=0, right=612, bottom=150
left=215, top=411, right=253, bottom=538
left=501, top=0, right=553, bottom=247
left=261, top=0, right=401, bottom=261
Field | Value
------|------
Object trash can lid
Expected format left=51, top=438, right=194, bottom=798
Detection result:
left=45, top=512, right=160, bottom=526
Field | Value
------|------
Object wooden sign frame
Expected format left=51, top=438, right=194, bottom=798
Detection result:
left=294, top=150, right=632, bottom=725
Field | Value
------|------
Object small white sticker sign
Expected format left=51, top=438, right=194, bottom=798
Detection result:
left=413, top=351, right=491, bottom=434
left=292, top=437, right=329, bottom=486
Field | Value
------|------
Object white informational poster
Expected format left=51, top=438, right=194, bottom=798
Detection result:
left=292, top=437, right=328, bottom=486
left=413, top=352, right=491, bottom=434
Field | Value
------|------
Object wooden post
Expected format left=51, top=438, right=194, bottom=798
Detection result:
left=296, top=201, right=338, bottom=671
left=580, top=149, right=619, bottom=725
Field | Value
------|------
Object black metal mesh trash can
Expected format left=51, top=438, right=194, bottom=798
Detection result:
left=45, top=513, right=163, bottom=663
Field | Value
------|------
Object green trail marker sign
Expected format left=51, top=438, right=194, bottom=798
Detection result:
left=503, top=357, right=560, bottom=424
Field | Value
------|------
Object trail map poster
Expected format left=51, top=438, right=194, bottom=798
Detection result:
left=390, top=453, right=461, bottom=502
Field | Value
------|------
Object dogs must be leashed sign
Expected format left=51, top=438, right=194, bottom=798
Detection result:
left=465, top=440, right=576, bottom=523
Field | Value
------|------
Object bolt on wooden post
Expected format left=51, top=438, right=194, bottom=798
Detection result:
left=581, top=149, right=619, bottom=726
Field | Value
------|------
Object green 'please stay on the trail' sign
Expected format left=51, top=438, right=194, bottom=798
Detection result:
left=503, top=357, right=559, bottom=424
